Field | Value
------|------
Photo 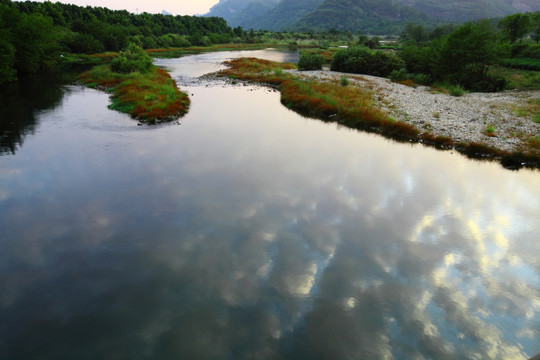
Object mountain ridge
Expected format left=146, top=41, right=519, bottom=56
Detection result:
left=204, top=0, right=540, bottom=33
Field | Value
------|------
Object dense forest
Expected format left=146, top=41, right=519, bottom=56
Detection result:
left=0, top=0, right=234, bottom=84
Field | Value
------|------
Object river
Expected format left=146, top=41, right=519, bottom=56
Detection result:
left=1, top=49, right=539, bottom=359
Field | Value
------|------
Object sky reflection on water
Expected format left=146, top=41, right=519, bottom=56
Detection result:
left=1, top=50, right=540, bottom=359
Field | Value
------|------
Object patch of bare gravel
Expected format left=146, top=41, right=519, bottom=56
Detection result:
left=288, top=69, right=540, bottom=153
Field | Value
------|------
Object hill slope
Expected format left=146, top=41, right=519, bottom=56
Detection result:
left=206, top=0, right=540, bottom=33
left=245, top=0, right=324, bottom=30
left=293, top=0, right=430, bottom=33
left=205, top=0, right=280, bottom=27
left=395, top=0, right=538, bottom=21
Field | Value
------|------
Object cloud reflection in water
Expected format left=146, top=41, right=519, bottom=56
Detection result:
left=1, top=53, right=540, bottom=359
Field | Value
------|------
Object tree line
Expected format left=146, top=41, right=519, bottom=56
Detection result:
left=397, top=12, right=540, bottom=91
left=298, top=12, right=540, bottom=92
left=0, top=0, right=235, bottom=84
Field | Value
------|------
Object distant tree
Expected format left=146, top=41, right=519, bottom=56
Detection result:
left=531, top=13, right=540, bottom=43
left=401, top=23, right=427, bottom=43
left=498, top=13, right=533, bottom=44
left=436, top=21, right=506, bottom=90
left=428, top=24, right=455, bottom=40
left=357, top=31, right=368, bottom=46
left=365, top=36, right=380, bottom=49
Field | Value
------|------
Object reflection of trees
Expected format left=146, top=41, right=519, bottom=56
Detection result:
left=0, top=69, right=78, bottom=155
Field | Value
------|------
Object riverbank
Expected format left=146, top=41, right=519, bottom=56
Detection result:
left=213, top=58, right=540, bottom=170
left=292, top=69, right=540, bottom=169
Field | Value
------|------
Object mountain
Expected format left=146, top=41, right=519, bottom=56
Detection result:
left=229, top=0, right=281, bottom=27
left=244, top=0, right=325, bottom=30
left=293, top=0, right=429, bottom=33
left=395, top=0, right=538, bottom=22
left=506, top=0, right=540, bottom=12
left=205, top=0, right=255, bottom=22
left=205, top=0, right=540, bottom=33
left=205, top=0, right=279, bottom=27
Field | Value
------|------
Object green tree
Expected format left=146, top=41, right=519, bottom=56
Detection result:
left=331, top=46, right=404, bottom=77
left=401, top=23, right=427, bottom=44
left=0, top=22, right=16, bottom=83
left=110, top=43, right=153, bottom=74
left=432, top=20, right=506, bottom=91
left=499, top=13, right=533, bottom=44
left=531, top=13, right=540, bottom=43
left=436, top=21, right=502, bottom=85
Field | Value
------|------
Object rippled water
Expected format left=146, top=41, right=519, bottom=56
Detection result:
left=1, top=49, right=539, bottom=359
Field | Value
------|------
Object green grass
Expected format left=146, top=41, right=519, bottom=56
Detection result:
left=511, top=97, right=540, bottom=125
left=484, top=124, right=496, bottom=137
left=78, top=65, right=190, bottom=123
left=491, top=66, right=540, bottom=90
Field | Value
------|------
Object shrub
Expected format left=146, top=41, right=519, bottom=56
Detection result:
left=468, top=75, right=508, bottom=92
left=340, top=76, right=349, bottom=86
left=298, top=52, right=325, bottom=71
left=389, top=68, right=409, bottom=82
left=110, top=43, right=153, bottom=74
left=413, top=73, right=431, bottom=85
left=331, top=46, right=404, bottom=77
left=447, top=84, right=465, bottom=96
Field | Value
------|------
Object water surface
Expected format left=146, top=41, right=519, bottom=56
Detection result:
left=1, top=49, right=539, bottom=359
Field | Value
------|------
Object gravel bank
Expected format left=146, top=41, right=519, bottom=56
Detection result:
left=289, top=69, right=540, bottom=153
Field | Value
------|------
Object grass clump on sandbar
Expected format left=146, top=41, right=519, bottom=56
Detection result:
left=78, top=44, right=189, bottom=123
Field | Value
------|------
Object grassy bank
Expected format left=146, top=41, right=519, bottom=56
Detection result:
left=78, top=65, right=189, bottom=123
left=217, top=58, right=540, bottom=170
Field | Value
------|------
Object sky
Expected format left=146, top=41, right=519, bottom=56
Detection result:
left=14, top=0, right=220, bottom=16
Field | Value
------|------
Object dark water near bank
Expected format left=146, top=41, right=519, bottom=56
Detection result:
left=1, top=49, right=540, bottom=359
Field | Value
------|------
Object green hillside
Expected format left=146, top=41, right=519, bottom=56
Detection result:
left=205, top=0, right=257, bottom=22
left=293, top=0, right=430, bottom=33
left=396, top=0, right=522, bottom=21
left=246, top=0, right=324, bottom=30
left=228, top=0, right=280, bottom=27
left=209, top=0, right=540, bottom=34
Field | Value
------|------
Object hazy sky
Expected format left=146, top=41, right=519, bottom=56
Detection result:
left=15, top=0, right=220, bottom=16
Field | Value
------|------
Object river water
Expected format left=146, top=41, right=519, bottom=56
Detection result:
left=1, top=49, right=539, bottom=359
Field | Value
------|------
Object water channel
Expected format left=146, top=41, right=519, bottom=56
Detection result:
left=1, top=49, right=539, bottom=359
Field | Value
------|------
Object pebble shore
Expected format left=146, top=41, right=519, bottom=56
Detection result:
left=289, top=69, right=540, bottom=153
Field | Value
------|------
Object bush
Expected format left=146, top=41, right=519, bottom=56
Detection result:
left=447, top=84, right=465, bottom=96
left=412, top=73, right=431, bottom=85
left=110, top=43, right=153, bottom=74
left=389, top=68, right=409, bottom=82
left=297, top=51, right=325, bottom=71
left=469, top=75, right=508, bottom=92
left=331, top=46, right=404, bottom=77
